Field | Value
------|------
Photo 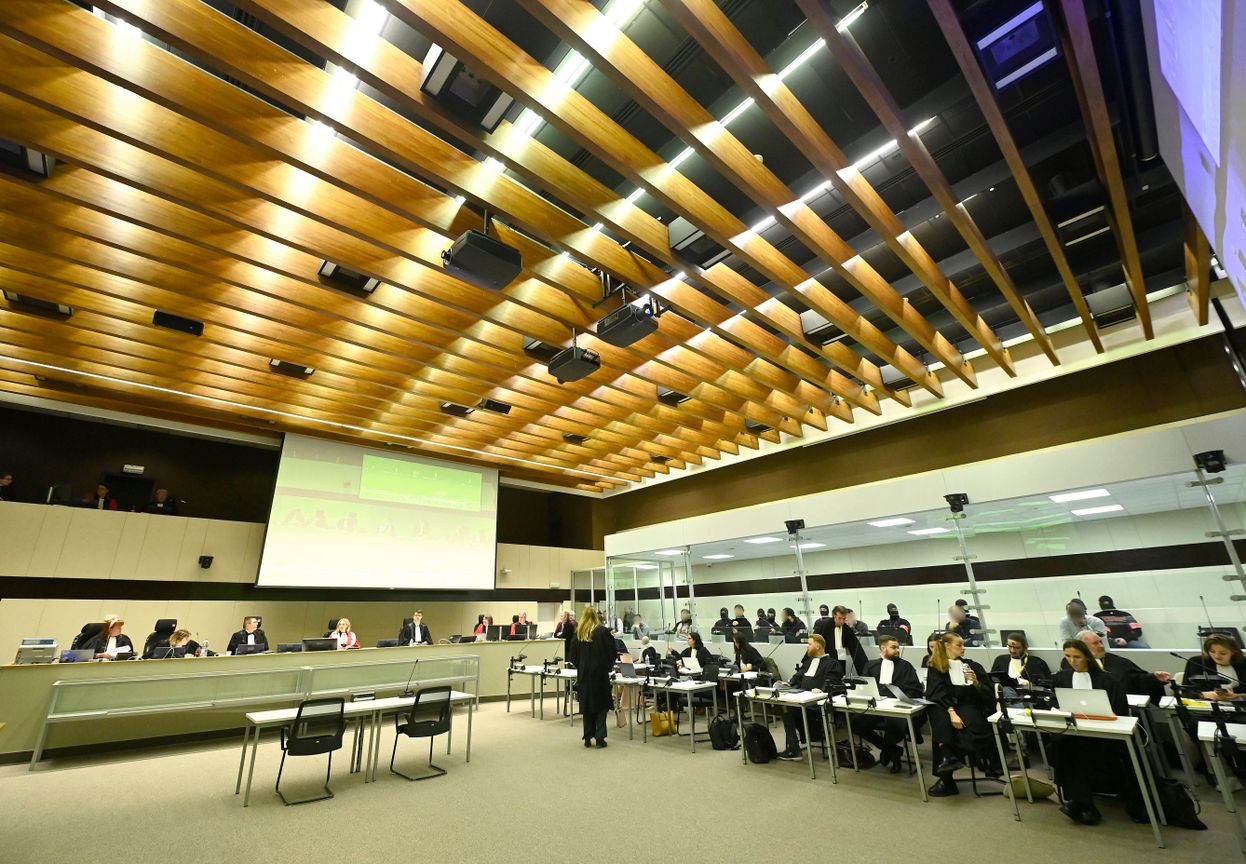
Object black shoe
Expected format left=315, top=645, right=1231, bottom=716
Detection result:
left=934, top=757, right=965, bottom=775
left=877, top=747, right=892, bottom=768
left=595, top=739, right=607, bottom=748
left=777, top=749, right=803, bottom=761
left=928, top=778, right=959, bottom=797
left=584, top=739, right=592, bottom=748
left=1060, top=802, right=1101, bottom=826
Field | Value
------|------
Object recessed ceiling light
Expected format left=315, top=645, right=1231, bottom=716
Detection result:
left=631, top=563, right=658, bottom=570
left=868, top=517, right=915, bottom=528
left=702, top=554, right=734, bottom=560
left=908, top=527, right=951, bottom=536
left=1071, top=504, right=1124, bottom=516
left=744, top=536, right=784, bottom=544
left=1049, top=488, right=1110, bottom=503
left=654, top=549, right=685, bottom=556
left=797, top=542, right=825, bottom=550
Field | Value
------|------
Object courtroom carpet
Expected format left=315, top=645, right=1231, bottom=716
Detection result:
left=0, top=702, right=1237, bottom=862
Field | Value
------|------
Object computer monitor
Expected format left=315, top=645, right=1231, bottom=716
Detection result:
left=234, top=643, right=267, bottom=655
left=486, top=624, right=505, bottom=642
left=376, top=639, right=400, bottom=648
left=276, top=643, right=303, bottom=653
left=148, top=646, right=187, bottom=660
left=14, top=644, right=57, bottom=665
left=301, top=637, right=337, bottom=652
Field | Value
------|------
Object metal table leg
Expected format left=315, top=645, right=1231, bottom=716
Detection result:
left=530, top=672, right=536, bottom=718
left=994, top=723, right=1020, bottom=820
left=506, top=669, right=513, bottom=713
left=821, top=703, right=838, bottom=783
left=1166, top=710, right=1199, bottom=786
left=235, top=726, right=251, bottom=794
left=1135, top=727, right=1166, bottom=825
left=689, top=697, right=696, bottom=754
left=466, top=697, right=473, bottom=763
left=801, top=705, right=816, bottom=780
left=844, top=708, right=860, bottom=771
left=539, top=673, right=546, bottom=720
left=627, top=683, right=634, bottom=740
left=1125, top=732, right=1165, bottom=848
left=907, top=713, right=927, bottom=803
left=739, top=694, right=748, bottom=766
left=243, top=724, right=261, bottom=807
left=1205, top=740, right=1246, bottom=854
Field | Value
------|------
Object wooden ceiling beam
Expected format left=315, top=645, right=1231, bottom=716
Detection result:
left=798, top=0, right=1061, bottom=366
left=1054, top=0, right=1153, bottom=339
left=525, top=0, right=981, bottom=389
left=1183, top=201, right=1211, bottom=326
left=926, top=0, right=1102, bottom=353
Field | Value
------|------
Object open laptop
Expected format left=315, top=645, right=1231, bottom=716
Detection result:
left=59, top=649, right=94, bottom=663
left=845, top=676, right=881, bottom=702
left=1055, top=687, right=1116, bottom=720
left=680, top=653, right=702, bottom=673
left=148, top=646, right=187, bottom=659
left=617, top=660, right=637, bottom=678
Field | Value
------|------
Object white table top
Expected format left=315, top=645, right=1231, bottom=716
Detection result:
left=830, top=695, right=926, bottom=715
left=991, top=707, right=1138, bottom=736
left=1198, top=721, right=1246, bottom=743
left=648, top=679, right=717, bottom=692
left=246, top=690, right=473, bottom=725
left=743, top=687, right=827, bottom=705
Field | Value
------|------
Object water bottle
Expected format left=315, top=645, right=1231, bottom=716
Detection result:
left=200, top=639, right=209, bottom=658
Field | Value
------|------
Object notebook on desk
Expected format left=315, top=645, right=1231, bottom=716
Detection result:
left=681, top=654, right=702, bottom=673
left=1055, top=687, right=1116, bottom=720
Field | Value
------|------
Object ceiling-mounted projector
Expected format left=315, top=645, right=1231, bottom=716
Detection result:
left=596, top=302, right=658, bottom=347
left=548, top=345, right=601, bottom=384
left=441, top=229, right=522, bottom=290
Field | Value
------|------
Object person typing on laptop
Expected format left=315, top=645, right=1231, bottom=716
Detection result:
left=851, top=634, right=924, bottom=772
left=1050, top=639, right=1140, bottom=826
left=775, top=634, right=842, bottom=760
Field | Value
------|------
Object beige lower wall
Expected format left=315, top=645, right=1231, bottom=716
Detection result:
left=0, top=640, right=564, bottom=758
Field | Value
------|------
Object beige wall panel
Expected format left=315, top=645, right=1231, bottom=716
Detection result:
left=198, top=520, right=255, bottom=583
left=131, top=515, right=189, bottom=581
left=53, top=509, right=125, bottom=579
left=108, top=513, right=150, bottom=581
left=27, top=505, right=72, bottom=577
left=0, top=503, right=47, bottom=575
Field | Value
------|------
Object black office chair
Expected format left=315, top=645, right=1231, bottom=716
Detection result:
left=324, top=618, right=340, bottom=638
left=390, top=686, right=453, bottom=781
left=143, top=619, right=177, bottom=658
left=275, top=697, right=345, bottom=805
left=71, top=622, right=105, bottom=651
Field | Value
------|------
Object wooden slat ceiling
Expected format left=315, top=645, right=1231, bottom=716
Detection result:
left=0, top=0, right=1200, bottom=492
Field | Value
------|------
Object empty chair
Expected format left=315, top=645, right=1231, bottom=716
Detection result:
left=323, top=618, right=340, bottom=637
left=275, top=697, right=345, bottom=805
left=389, top=686, right=453, bottom=781
left=71, top=622, right=104, bottom=651
left=143, top=619, right=176, bottom=658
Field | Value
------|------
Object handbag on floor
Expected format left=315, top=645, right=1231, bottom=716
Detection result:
left=650, top=710, right=676, bottom=737
left=709, top=714, right=739, bottom=750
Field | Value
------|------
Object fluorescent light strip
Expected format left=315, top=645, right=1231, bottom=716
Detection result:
left=1064, top=225, right=1111, bottom=247
left=744, top=536, right=783, bottom=544
left=1049, top=488, right=1110, bottom=503
left=655, top=549, right=685, bottom=556
left=702, top=553, right=734, bottom=560
left=1071, top=504, right=1125, bottom=516
left=993, top=46, right=1059, bottom=89
left=867, top=517, right=915, bottom=528
left=1056, top=206, right=1105, bottom=229
left=977, top=1, right=1044, bottom=49
left=837, top=1, right=869, bottom=32
left=907, top=527, right=950, bottom=536
left=8, top=357, right=620, bottom=483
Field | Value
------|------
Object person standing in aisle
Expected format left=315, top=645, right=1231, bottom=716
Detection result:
left=575, top=606, right=615, bottom=749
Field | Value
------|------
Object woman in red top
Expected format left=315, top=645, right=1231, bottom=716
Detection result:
left=472, top=614, right=487, bottom=636
left=333, top=617, right=360, bottom=649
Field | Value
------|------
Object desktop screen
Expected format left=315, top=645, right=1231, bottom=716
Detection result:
left=256, top=434, right=498, bottom=590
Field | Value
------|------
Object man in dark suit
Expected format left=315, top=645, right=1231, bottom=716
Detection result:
left=399, top=609, right=432, bottom=645
left=852, top=635, right=924, bottom=771
left=814, top=605, right=869, bottom=675
left=227, top=616, right=268, bottom=654
left=777, top=634, right=843, bottom=760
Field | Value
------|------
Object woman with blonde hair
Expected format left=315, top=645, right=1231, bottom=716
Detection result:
left=333, top=617, right=360, bottom=649
left=575, top=606, right=615, bottom=748
left=923, top=631, right=997, bottom=796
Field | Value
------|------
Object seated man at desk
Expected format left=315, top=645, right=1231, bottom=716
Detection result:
left=227, top=616, right=268, bottom=654
left=1074, top=630, right=1169, bottom=699
left=84, top=615, right=136, bottom=660
left=1057, top=599, right=1107, bottom=642
left=141, top=488, right=179, bottom=515
left=775, top=634, right=842, bottom=761
left=399, top=609, right=432, bottom=645
left=1097, top=595, right=1150, bottom=649
left=1050, top=638, right=1139, bottom=826
left=851, top=634, right=923, bottom=772
left=506, top=613, right=530, bottom=640
left=729, top=604, right=751, bottom=631
left=990, top=632, right=1052, bottom=689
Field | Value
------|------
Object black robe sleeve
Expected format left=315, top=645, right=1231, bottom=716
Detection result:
left=891, top=659, right=924, bottom=698
left=925, top=666, right=953, bottom=707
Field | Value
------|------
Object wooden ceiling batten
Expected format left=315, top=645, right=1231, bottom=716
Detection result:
left=797, top=0, right=1061, bottom=366
left=1182, top=201, right=1211, bottom=327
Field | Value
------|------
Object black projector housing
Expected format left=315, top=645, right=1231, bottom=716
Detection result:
left=596, top=302, right=657, bottom=347
left=442, top=230, right=522, bottom=290
left=548, top=345, right=601, bottom=384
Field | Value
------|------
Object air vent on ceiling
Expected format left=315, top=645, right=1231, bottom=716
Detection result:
left=478, top=398, right=512, bottom=414
left=439, top=401, right=475, bottom=417
left=744, top=419, right=772, bottom=434
left=657, top=386, right=690, bottom=406
left=1085, top=283, right=1136, bottom=328
left=799, top=309, right=845, bottom=345
left=968, top=0, right=1060, bottom=90
left=318, top=260, right=379, bottom=295
left=268, top=358, right=315, bottom=379
left=420, top=44, right=514, bottom=133
left=522, top=337, right=561, bottom=362
left=650, top=453, right=670, bottom=464
left=152, top=309, right=204, bottom=336
left=2, top=290, right=73, bottom=319
left=562, top=432, right=589, bottom=445
left=0, top=140, right=54, bottom=179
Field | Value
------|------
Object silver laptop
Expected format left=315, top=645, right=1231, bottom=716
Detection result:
left=846, top=677, right=881, bottom=701
left=59, top=649, right=94, bottom=663
left=617, top=661, right=636, bottom=678
left=1054, top=687, right=1116, bottom=719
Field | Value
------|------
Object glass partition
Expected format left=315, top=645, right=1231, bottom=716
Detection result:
left=607, top=464, right=1246, bottom=652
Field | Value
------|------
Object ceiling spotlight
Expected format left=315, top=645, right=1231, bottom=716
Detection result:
left=944, top=492, right=969, bottom=513
left=784, top=519, right=805, bottom=535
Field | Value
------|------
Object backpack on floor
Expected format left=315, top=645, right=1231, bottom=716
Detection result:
left=744, top=723, right=777, bottom=764
left=835, top=743, right=876, bottom=769
left=1154, top=778, right=1207, bottom=830
left=709, top=714, right=739, bottom=751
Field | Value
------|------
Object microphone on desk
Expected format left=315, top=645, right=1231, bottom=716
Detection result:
left=399, top=658, right=420, bottom=699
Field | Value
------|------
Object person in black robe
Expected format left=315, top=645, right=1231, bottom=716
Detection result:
left=925, top=631, right=998, bottom=796
left=989, top=631, right=1052, bottom=689
left=852, top=635, right=924, bottom=771
left=775, top=635, right=843, bottom=759
left=574, top=607, right=615, bottom=748
left=1050, top=639, right=1141, bottom=825
left=814, top=606, right=869, bottom=674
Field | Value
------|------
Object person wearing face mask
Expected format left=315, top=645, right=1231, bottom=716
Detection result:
left=876, top=603, right=912, bottom=644
left=924, top=632, right=998, bottom=796
left=1050, top=639, right=1138, bottom=825
left=710, top=607, right=733, bottom=635
left=851, top=635, right=924, bottom=772
left=779, top=607, right=807, bottom=644
left=754, top=607, right=770, bottom=629
left=990, top=632, right=1052, bottom=689
left=775, top=635, right=843, bottom=760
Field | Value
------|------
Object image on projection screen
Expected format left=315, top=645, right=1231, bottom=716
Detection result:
left=257, top=434, right=498, bottom=590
